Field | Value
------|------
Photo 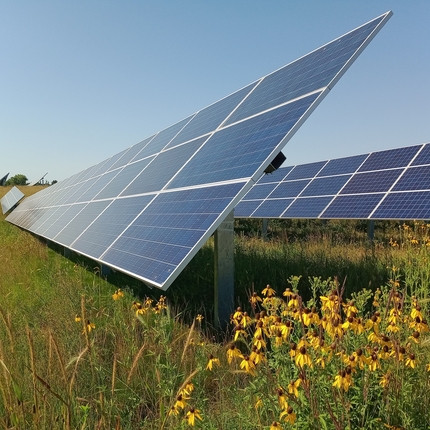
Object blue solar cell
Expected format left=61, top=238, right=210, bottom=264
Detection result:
left=372, top=192, right=430, bottom=220
left=243, top=183, right=278, bottom=200
left=411, top=144, right=430, bottom=166
left=90, top=149, right=130, bottom=178
left=269, top=180, right=310, bottom=198
left=285, top=161, right=327, bottom=180
left=317, top=154, right=368, bottom=176
left=234, top=200, right=263, bottom=217
left=282, top=196, right=333, bottom=218
left=257, top=166, right=293, bottom=183
left=42, top=204, right=87, bottom=239
left=321, top=194, right=384, bottom=218
left=168, top=92, right=321, bottom=189
left=108, top=135, right=156, bottom=171
left=131, top=116, right=193, bottom=162
left=71, top=195, right=155, bottom=258
left=165, top=83, right=257, bottom=149
left=252, top=198, right=293, bottom=218
left=74, top=171, right=119, bottom=203
left=95, top=157, right=155, bottom=200
left=121, top=137, right=206, bottom=196
left=393, top=166, right=430, bottom=191
left=225, top=15, right=386, bottom=125
left=102, top=183, right=246, bottom=285
left=358, top=146, right=420, bottom=172
left=340, top=169, right=402, bottom=194
left=301, top=175, right=351, bottom=196
left=54, top=201, right=111, bottom=247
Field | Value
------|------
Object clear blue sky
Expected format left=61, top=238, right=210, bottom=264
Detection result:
left=1, top=1, right=429, bottom=183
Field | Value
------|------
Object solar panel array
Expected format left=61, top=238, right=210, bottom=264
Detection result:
left=5, top=12, right=391, bottom=289
left=235, top=143, right=430, bottom=220
left=1, top=186, right=25, bottom=215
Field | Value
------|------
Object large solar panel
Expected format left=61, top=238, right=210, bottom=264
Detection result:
left=0, top=173, right=9, bottom=187
left=6, top=12, right=391, bottom=289
left=235, top=143, right=430, bottom=220
left=1, top=186, right=25, bottom=214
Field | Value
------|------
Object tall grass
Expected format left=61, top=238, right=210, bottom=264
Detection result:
left=2, top=187, right=430, bottom=428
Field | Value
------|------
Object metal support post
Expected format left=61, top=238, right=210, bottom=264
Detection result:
left=214, top=210, right=235, bottom=328
left=367, top=220, right=375, bottom=242
left=63, top=247, right=71, bottom=258
left=100, top=264, right=111, bottom=278
left=262, top=218, right=269, bottom=241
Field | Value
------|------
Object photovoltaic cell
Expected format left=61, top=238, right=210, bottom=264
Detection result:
left=317, top=154, right=367, bottom=176
left=234, top=200, right=264, bottom=217
left=358, top=146, right=420, bottom=172
left=321, top=194, right=384, bottom=218
left=282, top=197, right=333, bottom=218
left=340, top=169, right=402, bottom=194
left=269, top=180, right=310, bottom=198
left=393, top=166, right=430, bottom=191
left=252, top=198, right=294, bottom=218
left=285, top=161, right=327, bottom=180
left=301, top=175, right=351, bottom=197
left=243, top=183, right=279, bottom=200
left=412, top=145, right=430, bottom=166
left=372, top=192, right=430, bottom=220
left=5, top=12, right=392, bottom=288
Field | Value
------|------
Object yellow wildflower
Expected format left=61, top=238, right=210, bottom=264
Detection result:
left=112, top=288, right=124, bottom=300
left=185, top=408, right=203, bottom=426
left=295, top=346, right=313, bottom=368
left=239, top=355, right=256, bottom=375
left=226, top=344, right=242, bottom=364
left=288, top=379, right=301, bottom=398
left=206, top=354, right=220, bottom=371
left=280, top=406, right=296, bottom=424
left=262, top=284, right=276, bottom=297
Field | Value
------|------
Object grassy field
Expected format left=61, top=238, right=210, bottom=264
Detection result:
left=1, top=186, right=430, bottom=429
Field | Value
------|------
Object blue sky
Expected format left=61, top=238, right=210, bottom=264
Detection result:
left=1, top=1, right=429, bottom=183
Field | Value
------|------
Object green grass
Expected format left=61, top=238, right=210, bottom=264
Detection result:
left=2, top=187, right=430, bottom=429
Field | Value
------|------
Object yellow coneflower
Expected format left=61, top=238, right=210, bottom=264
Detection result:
left=368, top=353, right=380, bottom=371
left=84, top=320, right=95, bottom=333
left=168, top=405, right=179, bottom=416
left=112, top=288, right=124, bottom=300
left=295, top=346, right=313, bottom=368
left=283, top=288, right=294, bottom=298
left=289, top=342, right=297, bottom=359
left=277, top=387, right=288, bottom=409
left=174, top=394, right=188, bottom=410
left=288, top=379, right=301, bottom=398
left=185, top=408, right=202, bottom=426
left=241, top=312, right=252, bottom=328
left=250, top=292, right=262, bottom=307
left=250, top=346, right=266, bottom=365
left=261, top=284, right=276, bottom=297
left=180, top=383, right=194, bottom=396
left=226, top=343, right=241, bottom=364
left=270, top=422, right=282, bottom=430
left=332, top=369, right=351, bottom=391
left=232, top=307, right=243, bottom=325
left=206, top=354, right=220, bottom=371
left=405, top=353, right=417, bottom=368
left=280, top=406, right=296, bottom=425
left=196, top=314, right=204, bottom=323
left=239, top=355, right=256, bottom=375
left=74, top=314, right=81, bottom=322
left=233, top=325, right=247, bottom=341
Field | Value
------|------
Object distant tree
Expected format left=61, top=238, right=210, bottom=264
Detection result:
left=51, top=180, right=58, bottom=185
left=6, top=174, right=28, bottom=186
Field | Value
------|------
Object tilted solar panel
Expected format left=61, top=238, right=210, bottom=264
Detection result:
left=0, top=173, right=9, bottom=187
left=6, top=12, right=392, bottom=289
left=236, top=143, right=430, bottom=220
left=1, top=186, right=25, bottom=214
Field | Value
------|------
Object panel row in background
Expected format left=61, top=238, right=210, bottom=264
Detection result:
left=235, top=142, right=430, bottom=220
left=6, top=12, right=391, bottom=289
left=1, top=186, right=25, bottom=215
